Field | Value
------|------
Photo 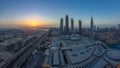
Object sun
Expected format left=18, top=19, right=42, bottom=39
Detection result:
left=30, top=20, right=39, bottom=27
left=26, top=19, right=40, bottom=27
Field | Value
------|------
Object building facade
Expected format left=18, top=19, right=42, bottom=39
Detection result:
left=71, top=18, right=74, bottom=33
left=60, top=18, right=64, bottom=34
left=65, top=15, right=69, bottom=34
left=79, top=20, right=82, bottom=35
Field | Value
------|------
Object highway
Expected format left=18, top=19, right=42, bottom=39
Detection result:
left=0, top=31, right=48, bottom=68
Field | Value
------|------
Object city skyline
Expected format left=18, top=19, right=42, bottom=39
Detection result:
left=0, top=0, right=120, bottom=28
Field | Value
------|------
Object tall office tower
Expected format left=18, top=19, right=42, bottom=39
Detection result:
left=94, top=25, right=96, bottom=31
left=118, top=24, right=120, bottom=30
left=79, top=20, right=82, bottom=35
left=64, top=26, right=66, bottom=33
left=71, top=18, right=74, bottom=33
left=60, top=18, right=64, bottom=34
left=65, top=15, right=69, bottom=34
left=97, top=27, right=100, bottom=32
left=90, top=16, right=94, bottom=39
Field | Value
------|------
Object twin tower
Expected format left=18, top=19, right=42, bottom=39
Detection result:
left=60, top=15, right=82, bottom=35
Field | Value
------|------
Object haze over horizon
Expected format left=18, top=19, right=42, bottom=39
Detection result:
left=0, top=0, right=120, bottom=28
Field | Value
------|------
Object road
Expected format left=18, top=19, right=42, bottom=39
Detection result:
left=0, top=30, right=48, bottom=68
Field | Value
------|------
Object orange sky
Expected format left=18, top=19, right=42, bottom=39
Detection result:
left=0, top=18, right=58, bottom=28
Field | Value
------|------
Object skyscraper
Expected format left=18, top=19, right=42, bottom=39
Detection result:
left=60, top=18, right=64, bottom=34
left=118, top=24, right=120, bottom=30
left=79, top=20, right=82, bottom=35
left=94, top=25, right=96, bottom=31
left=90, top=16, right=94, bottom=39
left=65, top=15, right=69, bottom=34
left=71, top=18, right=74, bottom=33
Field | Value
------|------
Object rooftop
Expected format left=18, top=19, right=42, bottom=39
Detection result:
left=44, top=35, right=120, bottom=68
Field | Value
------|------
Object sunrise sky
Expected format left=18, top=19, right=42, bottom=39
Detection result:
left=0, top=0, right=120, bottom=28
